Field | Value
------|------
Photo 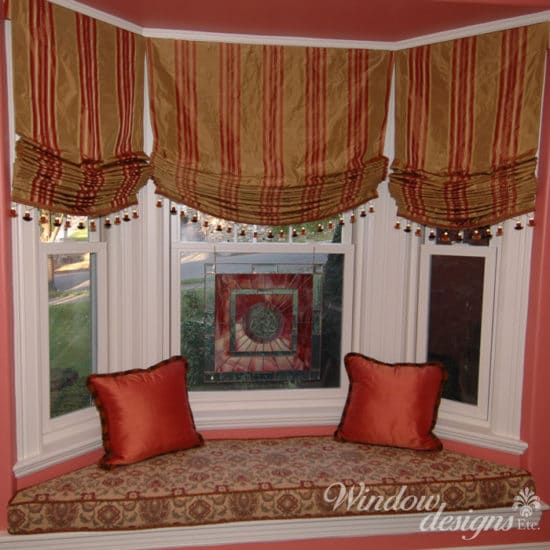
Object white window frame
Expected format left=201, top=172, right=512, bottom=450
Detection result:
left=39, top=241, right=108, bottom=442
left=12, top=215, right=108, bottom=476
left=416, top=242, right=497, bottom=422
left=170, top=240, right=355, bottom=430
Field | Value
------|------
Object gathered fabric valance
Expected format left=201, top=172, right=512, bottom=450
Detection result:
left=10, top=0, right=150, bottom=217
left=147, top=39, right=393, bottom=225
left=389, top=24, right=548, bottom=230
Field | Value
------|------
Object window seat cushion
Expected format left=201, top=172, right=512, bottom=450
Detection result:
left=7, top=436, right=534, bottom=534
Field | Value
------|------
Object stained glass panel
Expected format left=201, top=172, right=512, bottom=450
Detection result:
left=180, top=252, right=343, bottom=390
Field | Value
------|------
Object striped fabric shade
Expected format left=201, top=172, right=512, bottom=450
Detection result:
left=389, top=25, right=548, bottom=230
left=10, top=0, right=150, bottom=217
left=147, top=39, right=393, bottom=225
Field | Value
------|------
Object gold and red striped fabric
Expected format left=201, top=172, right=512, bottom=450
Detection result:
left=389, top=24, right=548, bottom=229
left=147, top=39, right=393, bottom=225
left=10, top=0, right=150, bottom=217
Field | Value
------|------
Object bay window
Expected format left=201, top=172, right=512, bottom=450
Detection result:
left=7, top=6, right=539, bottom=476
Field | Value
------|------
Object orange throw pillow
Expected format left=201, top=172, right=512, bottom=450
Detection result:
left=335, top=353, right=446, bottom=451
left=87, top=356, right=203, bottom=468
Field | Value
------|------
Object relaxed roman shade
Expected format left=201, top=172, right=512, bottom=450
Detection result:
left=389, top=24, right=548, bottom=229
left=147, top=39, right=393, bottom=225
left=10, top=0, right=150, bottom=217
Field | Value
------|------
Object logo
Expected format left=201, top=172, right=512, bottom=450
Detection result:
left=512, top=487, right=542, bottom=518
left=419, top=486, right=542, bottom=540
left=324, top=483, right=542, bottom=541
left=323, top=483, right=442, bottom=514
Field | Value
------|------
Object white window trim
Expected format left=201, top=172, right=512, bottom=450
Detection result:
left=170, top=241, right=355, bottom=430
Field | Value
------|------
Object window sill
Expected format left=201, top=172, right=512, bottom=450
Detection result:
left=435, top=416, right=528, bottom=455
left=13, top=406, right=527, bottom=478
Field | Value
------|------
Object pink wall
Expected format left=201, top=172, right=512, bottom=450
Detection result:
left=520, top=56, right=550, bottom=504
left=0, top=23, right=550, bottom=548
left=0, top=21, right=16, bottom=532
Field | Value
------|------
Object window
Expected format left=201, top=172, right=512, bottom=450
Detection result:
left=414, top=221, right=531, bottom=452
left=9, top=19, right=533, bottom=473
left=349, top=181, right=532, bottom=454
left=417, top=244, right=497, bottom=421
left=12, top=210, right=108, bottom=475
left=36, top=215, right=100, bottom=418
left=48, top=251, right=97, bottom=417
left=170, top=206, right=355, bottom=429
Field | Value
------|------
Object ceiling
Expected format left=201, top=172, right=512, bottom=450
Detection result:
left=75, top=0, right=550, bottom=41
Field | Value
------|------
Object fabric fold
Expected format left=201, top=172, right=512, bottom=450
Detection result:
left=389, top=24, right=547, bottom=229
left=10, top=0, right=150, bottom=217
left=147, top=39, right=393, bottom=225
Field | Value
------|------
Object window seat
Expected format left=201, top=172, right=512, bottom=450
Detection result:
left=6, top=435, right=536, bottom=537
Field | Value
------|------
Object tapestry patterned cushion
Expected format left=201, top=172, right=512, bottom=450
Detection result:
left=87, top=356, right=203, bottom=468
left=335, top=353, right=446, bottom=450
left=7, top=436, right=534, bottom=534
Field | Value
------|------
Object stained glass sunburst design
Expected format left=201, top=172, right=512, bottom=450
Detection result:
left=230, top=289, right=298, bottom=355
left=215, top=273, right=313, bottom=373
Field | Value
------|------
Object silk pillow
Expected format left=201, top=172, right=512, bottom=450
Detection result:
left=87, top=356, right=203, bottom=468
left=335, top=353, right=446, bottom=451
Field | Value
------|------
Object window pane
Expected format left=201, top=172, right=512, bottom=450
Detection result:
left=181, top=251, right=343, bottom=390
left=48, top=253, right=96, bottom=417
left=427, top=255, right=484, bottom=405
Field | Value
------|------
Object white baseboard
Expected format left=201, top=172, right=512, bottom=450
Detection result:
left=0, top=505, right=547, bottom=549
